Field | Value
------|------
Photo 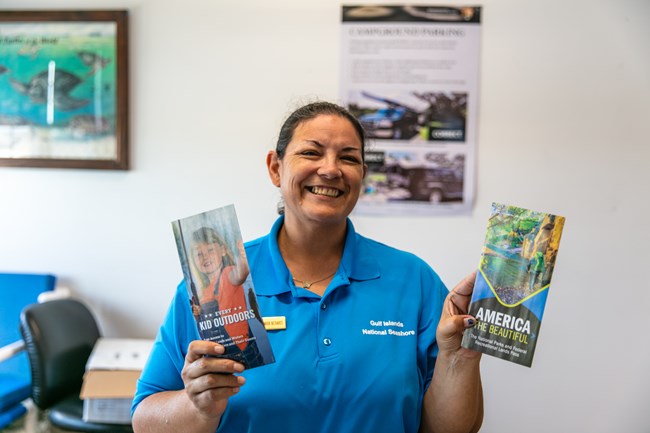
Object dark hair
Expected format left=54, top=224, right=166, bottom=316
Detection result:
left=275, top=101, right=366, bottom=161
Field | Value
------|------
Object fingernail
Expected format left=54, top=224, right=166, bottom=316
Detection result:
left=464, top=318, right=476, bottom=328
left=233, top=363, right=245, bottom=372
left=236, top=376, right=246, bottom=385
left=214, top=345, right=225, bottom=354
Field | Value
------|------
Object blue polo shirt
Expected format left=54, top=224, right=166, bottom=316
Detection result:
left=133, top=216, right=448, bottom=433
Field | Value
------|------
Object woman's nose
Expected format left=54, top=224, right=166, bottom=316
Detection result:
left=317, top=157, right=342, bottom=178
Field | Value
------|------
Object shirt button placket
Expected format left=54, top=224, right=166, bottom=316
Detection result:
left=319, top=300, right=334, bottom=355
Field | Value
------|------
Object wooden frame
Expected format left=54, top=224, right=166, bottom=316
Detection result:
left=0, top=10, right=128, bottom=170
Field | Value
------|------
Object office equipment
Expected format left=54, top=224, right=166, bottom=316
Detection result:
left=80, top=338, right=152, bottom=424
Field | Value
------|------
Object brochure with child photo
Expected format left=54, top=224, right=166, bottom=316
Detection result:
left=461, top=203, right=565, bottom=367
left=172, top=204, right=275, bottom=369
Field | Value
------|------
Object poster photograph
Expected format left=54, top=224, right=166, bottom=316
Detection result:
left=0, top=10, right=128, bottom=170
left=363, top=148, right=465, bottom=206
left=340, top=5, right=481, bottom=215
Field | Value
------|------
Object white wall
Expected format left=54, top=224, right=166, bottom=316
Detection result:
left=1, top=1, right=648, bottom=432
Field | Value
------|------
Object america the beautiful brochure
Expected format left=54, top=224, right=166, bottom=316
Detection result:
left=461, top=203, right=565, bottom=367
left=172, top=204, right=275, bottom=369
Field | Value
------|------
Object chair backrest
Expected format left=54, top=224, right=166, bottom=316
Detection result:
left=19, top=299, right=101, bottom=410
left=0, top=273, right=56, bottom=347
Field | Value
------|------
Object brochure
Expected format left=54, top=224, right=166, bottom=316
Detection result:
left=461, top=203, right=565, bottom=367
left=172, top=204, right=275, bottom=369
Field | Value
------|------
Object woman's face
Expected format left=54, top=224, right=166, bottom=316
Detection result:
left=192, top=242, right=224, bottom=276
left=267, top=114, right=366, bottom=228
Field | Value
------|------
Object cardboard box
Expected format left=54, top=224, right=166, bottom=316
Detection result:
left=80, top=338, right=153, bottom=424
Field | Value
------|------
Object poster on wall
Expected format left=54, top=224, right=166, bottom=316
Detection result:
left=340, top=5, right=481, bottom=215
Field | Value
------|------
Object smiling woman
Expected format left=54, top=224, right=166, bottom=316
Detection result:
left=131, top=101, right=484, bottom=433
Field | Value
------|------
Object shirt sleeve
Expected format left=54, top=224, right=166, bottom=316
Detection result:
left=131, top=281, right=200, bottom=415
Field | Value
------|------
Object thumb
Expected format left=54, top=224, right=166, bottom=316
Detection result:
left=452, top=315, right=477, bottom=333
left=437, top=314, right=477, bottom=346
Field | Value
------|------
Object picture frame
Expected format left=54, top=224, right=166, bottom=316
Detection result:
left=0, top=10, right=129, bottom=170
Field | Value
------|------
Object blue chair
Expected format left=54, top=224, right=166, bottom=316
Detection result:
left=0, top=273, right=56, bottom=429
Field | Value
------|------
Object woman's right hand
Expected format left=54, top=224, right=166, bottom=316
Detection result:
left=181, top=340, right=246, bottom=421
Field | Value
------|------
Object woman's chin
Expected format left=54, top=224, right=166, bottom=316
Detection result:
left=303, top=205, right=354, bottom=226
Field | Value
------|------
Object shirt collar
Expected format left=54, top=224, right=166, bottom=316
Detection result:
left=253, top=216, right=380, bottom=296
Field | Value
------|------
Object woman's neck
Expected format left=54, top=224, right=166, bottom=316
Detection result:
left=278, top=216, right=346, bottom=287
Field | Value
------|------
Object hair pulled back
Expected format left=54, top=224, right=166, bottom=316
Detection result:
left=275, top=101, right=366, bottom=161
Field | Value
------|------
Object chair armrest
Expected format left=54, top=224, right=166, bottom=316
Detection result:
left=37, top=286, right=71, bottom=303
left=0, top=340, right=25, bottom=362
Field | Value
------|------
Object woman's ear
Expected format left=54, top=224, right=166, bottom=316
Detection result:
left=267, top=151, right=281, bottom=187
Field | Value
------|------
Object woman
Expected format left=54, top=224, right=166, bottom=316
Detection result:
left=132, top=101, right=483, bottom=433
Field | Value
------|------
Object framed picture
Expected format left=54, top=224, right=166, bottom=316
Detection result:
left=0, top=10, right=128, bottom=170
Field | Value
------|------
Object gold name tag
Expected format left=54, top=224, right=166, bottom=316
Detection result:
left=263, top=316, right=287, bottom=330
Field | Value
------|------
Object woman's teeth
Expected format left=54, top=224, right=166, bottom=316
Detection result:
left=310, top=186, right=340, bottom=197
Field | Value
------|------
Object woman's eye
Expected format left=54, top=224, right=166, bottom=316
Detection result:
left=342, top=156, right=361, bottom=164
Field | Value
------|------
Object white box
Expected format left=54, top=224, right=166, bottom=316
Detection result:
left=80, top=338, right=153, bottom=424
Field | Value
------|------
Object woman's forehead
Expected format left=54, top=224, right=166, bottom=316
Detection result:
left=292, top=115, right=362, bottom=147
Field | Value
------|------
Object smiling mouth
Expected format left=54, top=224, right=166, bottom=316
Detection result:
left=309, top=186, right=342, bottom=198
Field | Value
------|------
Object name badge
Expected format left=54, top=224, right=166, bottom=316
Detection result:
left=263, top=316, right=287, bottom=330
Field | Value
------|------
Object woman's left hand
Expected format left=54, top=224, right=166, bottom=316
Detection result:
left=424, top=270, right=484, bottom=433
left=435, top=270, right=481, bottom=358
